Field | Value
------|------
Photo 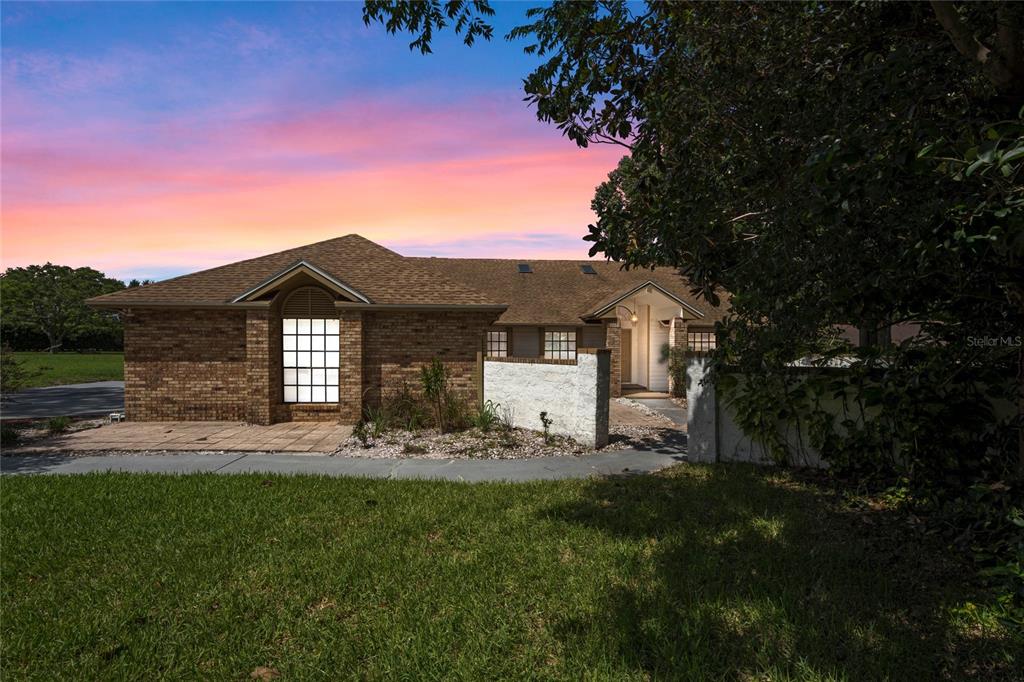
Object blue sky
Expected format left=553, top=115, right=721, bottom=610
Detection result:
left=2, top=1, right=623, bottom=280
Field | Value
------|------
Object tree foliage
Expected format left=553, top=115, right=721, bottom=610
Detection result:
left=0, top=264, right=124, bottom=353
left=365, top=0, right=1024, bottom=625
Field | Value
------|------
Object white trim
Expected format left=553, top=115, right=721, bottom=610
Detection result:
left=587, top=280, right=705, bottom=320
left=231, top=260, right=371, bottom=304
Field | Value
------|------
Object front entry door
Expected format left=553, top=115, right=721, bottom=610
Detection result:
left=621, top=329, right=632, bottom=383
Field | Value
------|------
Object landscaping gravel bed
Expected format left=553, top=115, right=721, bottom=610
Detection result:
left=333, top=416, right=678, bottom=460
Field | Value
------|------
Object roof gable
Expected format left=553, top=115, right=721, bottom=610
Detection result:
left=410, top=257, right=727, bottom=326
left=89, top=235, right=500, bottom=308
left=231, top=260, right=371, bottom=303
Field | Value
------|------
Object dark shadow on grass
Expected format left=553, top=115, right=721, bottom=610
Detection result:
left=541, top=465, right=1016, bottom=680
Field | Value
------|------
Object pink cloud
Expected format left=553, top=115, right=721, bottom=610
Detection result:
left=2, top=88, right=625, bottom=277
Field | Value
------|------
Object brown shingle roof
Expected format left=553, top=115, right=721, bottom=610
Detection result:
left=88, top=235, right=500, bottom=307
left=410, top=257, right=729, bottom=326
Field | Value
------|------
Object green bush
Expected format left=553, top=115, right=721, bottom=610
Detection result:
left=470, top=400, right=500, bottom=432
left=666, top=345, right=688, bottom=398
left=382, top=381, right=430, bottom=431
left=47, top=416, right=72, bottom=434
left=0, top=344, right=29, bottom=394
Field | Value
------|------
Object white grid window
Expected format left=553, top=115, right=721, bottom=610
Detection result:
left=688, top=330, right=717, bottom=352
left=283, top=318, right=340, bottom=403
left=544, top=330, right=576, bottom=359
left=486, top=330, right=508, bottom=357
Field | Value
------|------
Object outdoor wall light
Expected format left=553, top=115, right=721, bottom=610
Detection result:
left=616, top=304, right=639, bottom=324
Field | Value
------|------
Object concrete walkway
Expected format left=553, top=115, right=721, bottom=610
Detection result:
left=13, top=420, right=353, bottom=453
left=631, top=397, right=687, bottom=427
left=1, top=381, right=124, bottom=419
left=0, top=449, right=685, bottom=481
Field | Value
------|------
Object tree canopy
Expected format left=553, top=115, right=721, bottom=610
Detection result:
left=0, top=264, right=124, bottom=352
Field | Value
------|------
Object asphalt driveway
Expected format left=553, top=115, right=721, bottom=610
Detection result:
left=0, top=381, right=125, bottom=420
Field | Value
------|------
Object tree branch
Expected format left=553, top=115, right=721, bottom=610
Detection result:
left=931, top=1, right=1024, bottom=93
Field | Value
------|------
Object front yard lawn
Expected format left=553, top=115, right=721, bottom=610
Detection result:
left=1, top=465, right=1017, bottom=680
left=11, top=352, right=123, bottom=388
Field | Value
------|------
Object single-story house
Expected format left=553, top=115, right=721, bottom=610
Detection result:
left=88, top=234, right=726, bottom=424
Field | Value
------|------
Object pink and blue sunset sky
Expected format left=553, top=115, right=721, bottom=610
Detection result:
left=1, top=2, right=624, bottom=281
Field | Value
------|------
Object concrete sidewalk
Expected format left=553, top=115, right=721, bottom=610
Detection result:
left=0, top=449, right=685, bottom=481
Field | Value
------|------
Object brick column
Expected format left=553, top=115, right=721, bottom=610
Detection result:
left=246, top=310, right=273, bottom=425
left=338, top=310, right=363, bottom=423
left=605, top=320, right=622, bottom=398
left=668, top=317, right=688, bottom=396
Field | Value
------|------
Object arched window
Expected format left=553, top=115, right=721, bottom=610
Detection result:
left=282, top=287, right=340, bottom=403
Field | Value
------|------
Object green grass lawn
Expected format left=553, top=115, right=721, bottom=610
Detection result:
left=10, top=352, right=123, bottom=388
left=1, top=465, right=1017, bottom=680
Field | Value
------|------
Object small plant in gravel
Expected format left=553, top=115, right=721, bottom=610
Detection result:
left=539, top=411, right=554, bottom=444
left=420, top=358, right=450, bottom=432
left=402, top=442, right=428, bottom=455
left=352, top=421, right=371, bottom=448
left=47, top=416, right=72, bottom=434
left=470, top=400, right=500, bottom=432
left=386, top=381, right=430, bottom=431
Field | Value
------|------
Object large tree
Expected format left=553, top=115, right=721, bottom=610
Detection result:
left=0, top=264, right=124, bottom=353
left=365, top=0, right=1023, bottom=471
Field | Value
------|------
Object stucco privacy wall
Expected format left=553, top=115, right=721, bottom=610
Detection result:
left=483, top=349, right=610, bottom=448
left=686, top=359, right=828, bottom=468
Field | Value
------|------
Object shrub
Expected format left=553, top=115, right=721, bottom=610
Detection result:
left=47, top=416, right=72, bottom=434
left=420, top=358, right=451, bottom=432
left=666, top=344, right=688, bottom=398
left=470, top=400, right=500, bottom=432
left=0, top=344, right=29, bottom=394
left=419, top=358, right=469, bottom=434
left=352, top=421, right=371, bottom=448
left=382, top=381, right=430, bottom=431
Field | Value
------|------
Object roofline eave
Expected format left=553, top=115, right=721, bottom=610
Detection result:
left=230, top=260, right=371, bottom=304
left=584, top=280, right=706, bottom=320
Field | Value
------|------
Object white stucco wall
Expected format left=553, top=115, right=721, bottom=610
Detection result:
left=483, top=350, right=610, bottom=448
left=687, top=362, right=828, bottom=468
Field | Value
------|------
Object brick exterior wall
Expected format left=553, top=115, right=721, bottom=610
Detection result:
left=337, top=310, right=363, bottom=423
left=124, top=309, right=248, bottom=421
left=246, top=311, right=273, bottom=424
left=362, top=310, right=495, bottom=410
left=125, top=306, right=499, bottom=424
left=605, top=321, right=622, bottom=398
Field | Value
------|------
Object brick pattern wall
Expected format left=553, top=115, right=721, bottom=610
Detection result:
left=337, top=310, right=363, bottom=423
left=124, top=309, right=248, bottom=421
left=362, top=310, right=496, bottom=409
left=125, top=307, right=498, bottom=424
left=246, top=311, right=273, bottom=425
left=605, top=321, right=622, bottom=397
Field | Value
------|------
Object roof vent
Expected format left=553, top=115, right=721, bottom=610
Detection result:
left=517, top=263, right=532, bottom=274
left=283, top=286, right=336, bottom=318
left=580, top=264, right=596, bottom=275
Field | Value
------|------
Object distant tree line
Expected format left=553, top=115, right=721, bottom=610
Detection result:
left=0, top=264, right=152, bottom=352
